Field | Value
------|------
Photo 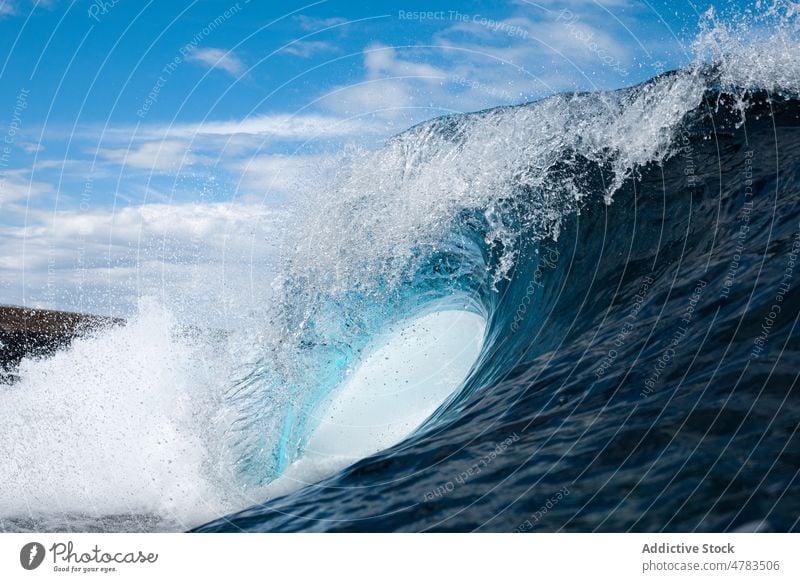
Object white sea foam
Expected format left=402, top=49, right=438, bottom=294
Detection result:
left=0, top=299, right=252, bottom=530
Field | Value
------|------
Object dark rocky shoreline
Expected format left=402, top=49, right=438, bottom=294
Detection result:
left=0, top=305, right=121, bottom=383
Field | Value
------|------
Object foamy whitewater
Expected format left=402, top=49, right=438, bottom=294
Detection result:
left=2, top=4, right=800, bottom=532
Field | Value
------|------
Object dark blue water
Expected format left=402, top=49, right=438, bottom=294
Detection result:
left=195, top=76, right=800, bottom=532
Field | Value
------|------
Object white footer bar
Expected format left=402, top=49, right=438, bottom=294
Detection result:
left=1, top=533, right=797, bottom=581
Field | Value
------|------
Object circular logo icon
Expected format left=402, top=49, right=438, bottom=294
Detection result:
left=20, top=542, right=46, bottom=570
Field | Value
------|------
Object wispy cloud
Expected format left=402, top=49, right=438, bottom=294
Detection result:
left=295, top=15, right=348, bottom=31
left=187, top=47, right=245, bottom=77
left=0, top=1, right=15, bottom=17
left=362, top=43, right=448, bottom=79
left=90, top=113, right=389, bottom=149
left=280, top=40, right=338, bottom=58
left=0, top=0, right=60, bottom=18
left=97, top=140, right=199, bottom=172
left=0, top=174, right=54, bottom=214
left=311, top=2, right=641, bottom=126
left=511, top=0, right=632, bottom=9
left=320, top=43, right=450, bottom=119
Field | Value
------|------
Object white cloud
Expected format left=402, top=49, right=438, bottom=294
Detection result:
left=280, top=40, right=338, bottom=58
left=65, top=114, right=391, bottom=183
left=20, top=141, right=42, bottom=154
left=98, top=140, right=199, bottom=172
left=187, top=47, right=245, bottom=77
left=309, top=5, right=637, bottom=126
left=512, top=0, right=632, bottom=9
left=320, top=44, right=450, bottom=119
left=295, top=15, right=348, bottom=31
left=435, top=14, right=630, bottom=68
left=0, top=174, right=53, bottom=212
left=90, top=113, right=387, bottom=144
left=0, top=201, right=281, bottom=321
left=363, top=43, right=447, bottom=79
left=322, top=78, right=416, bottom=117
left=0, top=0, right=63, bottom=18
left=184, top=113, right=380, bottom=139
left=306, top=0, right=640, bottom=123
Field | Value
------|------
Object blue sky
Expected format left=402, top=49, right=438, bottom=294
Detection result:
left=0, top=0, right=748, bottom=318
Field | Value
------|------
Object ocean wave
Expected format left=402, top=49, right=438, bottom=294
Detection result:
left=3, top=4, right=800, bottom=533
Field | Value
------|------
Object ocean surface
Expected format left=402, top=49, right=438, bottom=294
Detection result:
left=2, top=12, right=799, bottom=533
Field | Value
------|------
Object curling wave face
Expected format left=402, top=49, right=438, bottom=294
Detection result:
left=200, top=81, right=800, bottom=532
